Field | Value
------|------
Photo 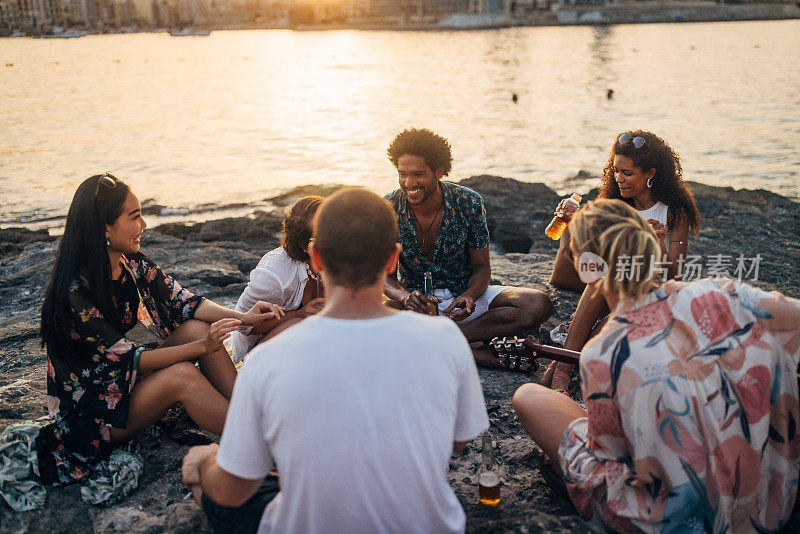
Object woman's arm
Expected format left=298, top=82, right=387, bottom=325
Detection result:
left=136, top=255, right=282, bottom=327
left=665, top=215, right=690, bottom=280
left=563, top=285, right=610, bottom=352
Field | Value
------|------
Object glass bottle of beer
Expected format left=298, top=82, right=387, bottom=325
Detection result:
left=478, top=433, right=500, bottom=506
left=545, top=193, right=582, bottom=240
left=424, top=271, right=438, bottom=316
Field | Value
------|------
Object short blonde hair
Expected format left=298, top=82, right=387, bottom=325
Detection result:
left=569, top=199, right=662, bottom=302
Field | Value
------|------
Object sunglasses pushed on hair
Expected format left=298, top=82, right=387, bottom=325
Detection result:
left=94, top=172, right=118, bottom=196
left=619, top=133, right=646, bottom=149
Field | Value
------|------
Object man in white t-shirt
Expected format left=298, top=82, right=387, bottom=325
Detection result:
left=181, top=188, right=489, bottom=534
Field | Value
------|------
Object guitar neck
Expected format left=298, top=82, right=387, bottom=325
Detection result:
left=526, top=342, right=581, bottom=366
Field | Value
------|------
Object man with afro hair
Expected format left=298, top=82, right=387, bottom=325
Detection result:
left=384, top=128, right=552, bottom=367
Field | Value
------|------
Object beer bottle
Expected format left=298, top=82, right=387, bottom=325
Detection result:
left=478, top=433, right=500, bottom=506
left=424, top=271, right=438, bottom=316
left=545, top=193, right=582, bottom=240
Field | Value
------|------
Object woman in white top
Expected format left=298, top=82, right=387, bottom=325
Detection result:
left=231, top=196, right=325, bottom=363
left=545, top=131, right=700, bottom=393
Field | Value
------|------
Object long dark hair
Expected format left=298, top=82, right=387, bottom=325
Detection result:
left=40, top=174, right=131, bottom=358
left=600, top=130, right=700, bottom=233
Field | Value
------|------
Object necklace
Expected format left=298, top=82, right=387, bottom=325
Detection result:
left=410, top=195, right=444, bottom=253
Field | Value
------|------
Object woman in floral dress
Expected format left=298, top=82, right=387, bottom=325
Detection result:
left=39, top=173, right=283, bottom=484
left=514, top=199, right=800, bottom=533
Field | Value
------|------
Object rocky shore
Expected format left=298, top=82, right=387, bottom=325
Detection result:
left=1, top=176, right=799, bottom=533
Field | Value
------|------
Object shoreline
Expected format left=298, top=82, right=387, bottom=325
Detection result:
left=1, top=177, right=799, bottom=532
left=2, top=5, right=797, bottom=38
left=5, top=173, right=800, bottom=235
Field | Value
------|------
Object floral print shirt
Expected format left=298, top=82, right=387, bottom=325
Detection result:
left=44, top=252, right=204, bottom=483
left=559, top=278, right=800, bottom=533
left=386, top=181, right=490, bottom=297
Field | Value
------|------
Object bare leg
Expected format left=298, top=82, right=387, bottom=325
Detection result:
left=460, top=287, right=552, bottom=343
left=257, top=317, right=304, bottom=345
left=109, top=361, right=229, bottom=442
left=160, top=319, right=237, bottom=399
left=513, top=383, right=586, bottom=462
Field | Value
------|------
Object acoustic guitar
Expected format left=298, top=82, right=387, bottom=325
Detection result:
left=488, top=336, right=581, bottom=373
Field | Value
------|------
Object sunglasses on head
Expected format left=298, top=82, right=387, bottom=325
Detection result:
left=94, top=172, right=118, bottom=196
left=618, top=132, right=646, bottom=149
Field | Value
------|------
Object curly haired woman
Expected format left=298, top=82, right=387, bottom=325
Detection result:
left=230, top=196, right=326, bottom=363
left=545, top=131, right=701, bottom=393
left=515, top=199, right=800, bottom=533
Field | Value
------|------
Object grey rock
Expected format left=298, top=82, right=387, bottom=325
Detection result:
left=161, top=502, right=213, bottom=533
left=266, top=184, right=346, bottom=206
left=0, top=177, right=798, bottom=533
left=0, top=227, right=56, bottom=257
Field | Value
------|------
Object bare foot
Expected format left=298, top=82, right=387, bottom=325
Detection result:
left=541, top=361, right=557, bottom=388
left=551, top=365, right=572, bottom=395
left=472, top=345, right=505, bottom=369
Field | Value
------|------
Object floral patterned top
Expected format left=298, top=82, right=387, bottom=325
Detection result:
left=386, top=181, right=490, bottom=297
left=559, top=278, right=800, bottom=533
left=44, top=252, right=204, bottom=483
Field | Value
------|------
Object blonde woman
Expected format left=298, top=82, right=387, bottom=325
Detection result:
left=514, top=199, right=800, bottom=533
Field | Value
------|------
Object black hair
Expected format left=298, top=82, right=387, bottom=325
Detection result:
left=40, top=174, right=131, bottom=359
left=600, top=130, right=700, bottom=233
left=386, top=128, right=453, bottom=176
left=281, top=196, right=324, bottom=262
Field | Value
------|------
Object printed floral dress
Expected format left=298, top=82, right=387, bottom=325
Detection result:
left=559, top=278, right=800, bottom=533
left=44, top=252, right=204, bottom=484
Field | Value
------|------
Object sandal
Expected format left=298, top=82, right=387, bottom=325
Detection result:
left=531, top=448, right=568, bottom=499
left=541, top=360, right=558, bottom=388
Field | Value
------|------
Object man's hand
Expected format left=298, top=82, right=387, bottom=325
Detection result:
left=182, top=444, right=219, bottom=486
left=403, top=290, right=440, bottom=315
left=442, top=294, right=476, bottom=321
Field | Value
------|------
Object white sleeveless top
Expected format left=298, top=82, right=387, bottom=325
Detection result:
left=636, top=201, right=670, bottom=247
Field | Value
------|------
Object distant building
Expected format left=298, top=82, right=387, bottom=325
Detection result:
left=2, top=0, right=58, bottom=28
left=0, top=0, right=18, bottom=29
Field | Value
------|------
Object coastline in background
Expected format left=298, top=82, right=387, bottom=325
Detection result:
left=2, top=20, right=799, bottom=232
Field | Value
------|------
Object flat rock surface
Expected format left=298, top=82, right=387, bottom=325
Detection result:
left=1, top=177, right=798, bottom=532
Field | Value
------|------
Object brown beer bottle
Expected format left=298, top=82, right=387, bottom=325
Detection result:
left=478, top=433, right=500, bottom=506
left=545, top=193, right=582, bottom=240
left=424, top=271, right=438, bottom=316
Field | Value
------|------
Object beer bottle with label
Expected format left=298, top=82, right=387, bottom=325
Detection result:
left=545, top=192, right=582, bottom=240
left=478, top=433, right=500, bottom=506
left=424, top=271, right=438, bottom=316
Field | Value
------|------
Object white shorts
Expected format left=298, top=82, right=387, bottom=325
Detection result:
left=432, top=285, right=510, bottom=324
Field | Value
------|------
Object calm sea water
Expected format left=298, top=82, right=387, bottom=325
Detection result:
left=1, top=20, right=799, bottom=229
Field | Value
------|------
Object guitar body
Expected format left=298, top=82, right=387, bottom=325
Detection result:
left=488, top=336, right=580, bottom=373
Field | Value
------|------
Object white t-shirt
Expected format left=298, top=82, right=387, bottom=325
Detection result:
left=231, top=247, right=309, bottom=363
left=217, top=311, right=489, bottom=534
left=636, top=201, right=670, bottom=248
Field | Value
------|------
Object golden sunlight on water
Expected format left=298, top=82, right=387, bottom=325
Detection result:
left=1, top=20, right=798, bottom=227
